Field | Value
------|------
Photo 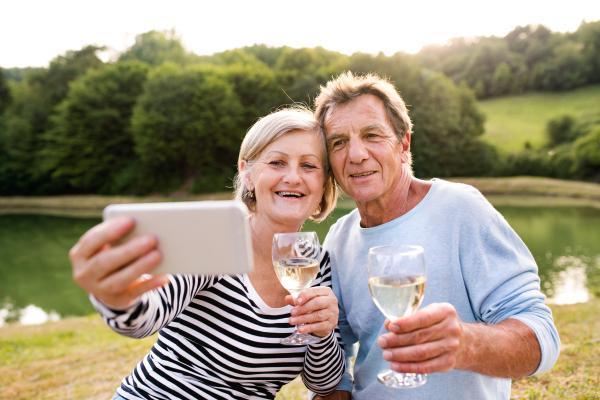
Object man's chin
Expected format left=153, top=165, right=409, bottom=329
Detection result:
left=345, top=189, right=382, bottom=204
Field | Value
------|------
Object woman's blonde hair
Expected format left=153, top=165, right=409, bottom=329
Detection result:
left=234, top=106, right=337, bottom=222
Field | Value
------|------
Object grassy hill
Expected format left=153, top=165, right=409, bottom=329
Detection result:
left=478, top=85, right=600, bottom=153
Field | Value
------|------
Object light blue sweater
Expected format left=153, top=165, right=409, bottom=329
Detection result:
left=323, top=179, right=560, bottom=399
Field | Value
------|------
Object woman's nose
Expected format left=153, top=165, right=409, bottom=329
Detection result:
left=283, top=165, right=302, bottom=184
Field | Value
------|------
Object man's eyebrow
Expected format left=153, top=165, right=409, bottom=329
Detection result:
left=361, top=124, right=384, bottom=132
left=326, top=133, right=344, bottom=143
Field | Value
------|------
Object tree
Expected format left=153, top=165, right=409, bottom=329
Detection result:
left=573, top=127, right=600, bottom=179
left=547, top=115, right=576, bottom=146
left=577, top=20, right=600, bottom=84
left=42, top=61, right=150, bottom=193
left=408, top=73, right=493, bottom=177
left=119, top=29, right=188, bottom=67
left=131, top=63, right=245, bottom=193
left=490, top=62, right=513, bottom=95
left=0, top=68, right=11, bottom=115
left=0, top=46, right=105, bottom=194
left=530, top=41, right=591, bottom=90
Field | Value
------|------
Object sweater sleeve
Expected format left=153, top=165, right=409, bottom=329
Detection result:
left=460, top=202, right=561, bottom=374
left=301, top=250, right=346, bottom=396
left=90, top=274, right=220, bottom=339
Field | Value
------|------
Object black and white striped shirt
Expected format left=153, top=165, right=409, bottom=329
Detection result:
left=92, top=250, right=345, bottom=400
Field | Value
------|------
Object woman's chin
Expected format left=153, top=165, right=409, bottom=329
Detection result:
left=265, top=207, right=314, bottom=227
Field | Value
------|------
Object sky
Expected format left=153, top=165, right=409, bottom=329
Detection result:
left=2, top=0, right=600, bottom=68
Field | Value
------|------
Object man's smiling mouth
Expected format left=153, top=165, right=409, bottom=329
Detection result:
left=350, top=172, right=375, bottom=178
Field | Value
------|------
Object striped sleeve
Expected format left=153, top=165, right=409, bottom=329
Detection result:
left=301, top=250, right=346, bottom=396
left=90, top=274, right=219, bottom=339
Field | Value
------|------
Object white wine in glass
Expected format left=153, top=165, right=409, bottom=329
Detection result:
left=367, top=245, right=428, bottom=388
left=272, top=232, right=321, bottom=345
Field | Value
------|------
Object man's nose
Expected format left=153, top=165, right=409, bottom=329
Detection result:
left=348, top=137, right=369, bottom=164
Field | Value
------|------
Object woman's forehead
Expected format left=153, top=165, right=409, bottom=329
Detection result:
left=262, top=130, right=324, bottom=156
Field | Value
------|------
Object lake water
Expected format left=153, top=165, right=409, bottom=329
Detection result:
left=2, top=199, right=600, bottom=326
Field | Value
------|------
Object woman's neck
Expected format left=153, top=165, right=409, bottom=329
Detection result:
left=249, top=213, right=302, bottom=274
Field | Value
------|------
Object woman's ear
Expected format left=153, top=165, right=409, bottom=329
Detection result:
left=240, top=160, right=254, bottom=191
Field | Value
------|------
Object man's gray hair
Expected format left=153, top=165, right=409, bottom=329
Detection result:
left=314, top=71, right=413, bottom=142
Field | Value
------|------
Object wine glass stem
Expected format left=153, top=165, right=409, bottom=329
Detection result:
left=291, top=293, right=303, bottom=332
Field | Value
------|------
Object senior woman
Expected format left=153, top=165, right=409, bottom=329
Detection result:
left=69, top=107, right=344, bottom=400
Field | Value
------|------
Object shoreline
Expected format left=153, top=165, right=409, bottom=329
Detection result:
left=3, top=177, right=600, bottom=217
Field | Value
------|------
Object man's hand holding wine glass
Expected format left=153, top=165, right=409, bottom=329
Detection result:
left=378, top=302, right=465, bottom=375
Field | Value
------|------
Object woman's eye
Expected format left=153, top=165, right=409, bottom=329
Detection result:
left=302, top=163, right=317, bottom=170
left=269, top=161, right=283, bottom=167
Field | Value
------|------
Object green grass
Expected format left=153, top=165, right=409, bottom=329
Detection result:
left=478, top=85, right=600, bottom=153
left=0, top=315, right=307, bottom=399
left=2, top=300, right=599, bottom=399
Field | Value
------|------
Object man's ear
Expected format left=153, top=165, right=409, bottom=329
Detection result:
left=400, top=132, right=411, bottom=163
left=239, top=160, right=254, bottom=191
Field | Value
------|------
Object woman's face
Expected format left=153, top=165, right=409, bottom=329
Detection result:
left=246, top=130, right=326, bottom=228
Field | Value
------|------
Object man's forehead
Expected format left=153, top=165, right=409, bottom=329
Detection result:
left=324, top=95, right=388, bottom=133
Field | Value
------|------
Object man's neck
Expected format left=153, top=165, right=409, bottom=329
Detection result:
left=355, top=170, right=432, bottom=228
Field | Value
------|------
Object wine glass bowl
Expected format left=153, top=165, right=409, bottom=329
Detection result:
left=367, top=245, right=428, bottom=388
left=272, top=232, right=321, bottom=345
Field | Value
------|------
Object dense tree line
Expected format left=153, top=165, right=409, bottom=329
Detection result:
left=0, top=30, right=498, bottom=196
left=418, top=20, right=600, bottom=98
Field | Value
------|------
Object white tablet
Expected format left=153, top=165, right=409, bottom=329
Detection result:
left=102, top=201, right=253, bottom=275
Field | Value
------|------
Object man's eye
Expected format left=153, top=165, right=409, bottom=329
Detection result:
left=366, top=133, right=378, bottom=138
left=332, top=140, right=345, bottom=147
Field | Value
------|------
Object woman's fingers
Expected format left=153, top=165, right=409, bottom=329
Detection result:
left=97, top=250, right=162, bottom=294
left=125, top=274, right=171, bottom=303
left=295, top=286, right=331, bottom=306
left=70, top=217, right=134, bottom=262
left=289, top=287, right=339, bottom=337
left=93, top=274, right=170, bottom=309
left=298, top=321, right=332, bottom=337
left=88, top=234, right=158, bottom=281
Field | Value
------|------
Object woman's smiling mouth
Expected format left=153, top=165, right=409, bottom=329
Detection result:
left=276, top=191, right=305, bottom=198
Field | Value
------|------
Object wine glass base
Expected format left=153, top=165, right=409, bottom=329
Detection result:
left=377, top=370, right=427, bottom=388
left=280, top=332, right=321, bottom=346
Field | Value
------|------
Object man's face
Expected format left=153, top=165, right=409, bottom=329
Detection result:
left=324, top=94, right=409, bottom=203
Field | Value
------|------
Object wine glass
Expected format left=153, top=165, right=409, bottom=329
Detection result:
left=367, top=245, right=428, bottom=388
left=272, top=231, right=321, bottom=345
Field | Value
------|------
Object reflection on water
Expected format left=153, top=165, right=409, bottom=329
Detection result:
left=0, top=303, right=60, bottom=326
left=1, top=200, right=600, bottom=326
left=547, top=261, right=589, bottom=304
left=0, top=214, right=99, bottom=326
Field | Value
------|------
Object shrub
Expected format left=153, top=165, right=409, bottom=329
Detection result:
left=572, top=127, right=600, bottom=180
left=547, top=114, right=576, bottom=146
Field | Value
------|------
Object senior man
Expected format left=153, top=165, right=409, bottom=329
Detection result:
left=299, top=72, right=560, bottom=399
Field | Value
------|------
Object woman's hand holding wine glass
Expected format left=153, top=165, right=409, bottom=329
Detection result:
left=273, top=231, right=339, bottom=345
left=285, top=285, right=339, bottom=338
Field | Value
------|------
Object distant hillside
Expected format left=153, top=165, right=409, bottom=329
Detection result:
left=478, top=85, right=600, bottom=153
